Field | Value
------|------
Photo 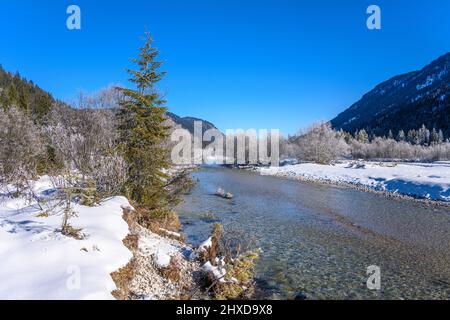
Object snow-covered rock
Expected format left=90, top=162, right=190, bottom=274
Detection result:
left=202, top=261, right=227, bottom=283
left=215, top=188, right=234, bottom=199
left=139, top=231, right=181, bottom=269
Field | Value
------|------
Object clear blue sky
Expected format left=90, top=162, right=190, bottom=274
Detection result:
left=1, top=0, right=449, bottom=134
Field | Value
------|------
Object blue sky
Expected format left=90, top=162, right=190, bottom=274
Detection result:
left=1, top=0, right=449, bottom=134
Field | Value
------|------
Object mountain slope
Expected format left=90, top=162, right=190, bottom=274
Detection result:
left=331, top=52, right=450, bottom=138
left=0, top=66, right=219, bottom=132
left=0, top=66, right=54, bottom=121
left=166, top=112, right=218, bottom=135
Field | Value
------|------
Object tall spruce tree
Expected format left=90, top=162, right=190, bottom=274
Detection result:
left=117, top=33, right=172, bottom=213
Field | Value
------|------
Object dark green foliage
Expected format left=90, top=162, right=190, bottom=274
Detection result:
left=116, top=33, right=173, bottom=211
left=0, top=66, right=54, bottom=122
left=331, top=52, right=450, bottom=140
left=1, top=36, right=194, bottom=215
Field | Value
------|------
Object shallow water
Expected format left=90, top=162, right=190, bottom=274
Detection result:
left=176, top=166, right=450, bottom=299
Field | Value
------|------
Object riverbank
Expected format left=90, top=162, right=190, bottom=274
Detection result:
left=255, top=161, right=450, bottom=205
left=0, top=176, right=202, bottom=299
left=112, top=207, right=202, bottom=300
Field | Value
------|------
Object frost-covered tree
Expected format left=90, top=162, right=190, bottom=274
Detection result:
left=388, top=130, right=394, bottom=140
left=397, top=130, right=405, bottom=142
left=438, top=129, right=444, bottom=144
left=295, top=122, right=349, bottom=164
left=356, top=129, right=369, bottom=143
left=407, top=129, right=419, bottom=145
left=45, top=105, right=127, bottom=197
left=431, top=128, right=439, bottom=145
left=0, top=106, right=44, bottom=191
left=417, top=125, right=430, bottom=146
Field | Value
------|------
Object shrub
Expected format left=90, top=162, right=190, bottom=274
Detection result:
left=0, top=106, right=44, bottom=190
left=200, top=224, right=260, bottom=300
left=214, top=250, right=260, bottom=300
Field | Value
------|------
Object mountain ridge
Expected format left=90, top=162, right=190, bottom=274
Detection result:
left=331, top=52, right=450, bottom=138
left=0, top=65, right=219, bottom=133
left=166, top=112, right=218, bottom=135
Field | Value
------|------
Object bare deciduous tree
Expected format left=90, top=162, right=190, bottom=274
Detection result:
left=45, top=105, right=127, bottom=195
left=0, top=106, right=44, bottom=193
left=294, top=122, right=349, bottom=164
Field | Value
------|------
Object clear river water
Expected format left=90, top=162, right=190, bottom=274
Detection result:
left=176, top=166, right=450, bottom=299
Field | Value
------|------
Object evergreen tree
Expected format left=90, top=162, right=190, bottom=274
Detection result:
left=388, top=130, right=394, bottom=140
left=0, top=66, right=54, bottom=121
left=116, top=33, right=172, bottom=213
left=431, top=128, right=439, bottom=145
left=397, top=130, right=405, bottom=142
left=438, top=129, right=444, bottom=144
left=407, top=129, right=419, bottom=145
left=417, top=124, right=430, bottom=145
left=356, top=129, right=369, bottom=143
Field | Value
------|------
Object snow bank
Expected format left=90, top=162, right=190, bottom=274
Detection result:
left=260, top=161, right=450, bottom=202
left=0, top=177, right=133, bottom=300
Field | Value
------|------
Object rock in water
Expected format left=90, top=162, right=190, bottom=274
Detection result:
left=224, top=192, right=234, bottom=199
left=215, top=188, right=234, bottom=199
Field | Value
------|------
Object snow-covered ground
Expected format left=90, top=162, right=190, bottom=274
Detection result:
left=0, top=177, right=134, bottom=299
left=0, top=176, right=203, bottom=300
left=259, top=161, right=450, bottom=202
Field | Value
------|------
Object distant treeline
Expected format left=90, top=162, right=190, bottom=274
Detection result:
left=282, top=123, right=450, bottom=164
left=352, top=126, right=447, bottom=146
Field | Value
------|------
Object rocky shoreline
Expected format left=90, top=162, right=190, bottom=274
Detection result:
left=236, top=165, right=450, bottom=208
left=112, top=207, right=205, bottom=300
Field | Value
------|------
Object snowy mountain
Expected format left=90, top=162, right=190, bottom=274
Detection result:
left=331, top=52, right=450, bottom=138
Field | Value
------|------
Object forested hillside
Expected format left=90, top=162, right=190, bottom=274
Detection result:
left=331, top=52, right=450, bottom=138
left=0, top=66, right=54, bottom=121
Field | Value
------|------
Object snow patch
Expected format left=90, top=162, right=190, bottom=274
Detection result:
left=416, top=76, right=435, bottom=90
left=199, top=237, right=213, bottom=252
left=202, top=261, right=227, bottom=283
left=139, top=231, right=181, bottom=269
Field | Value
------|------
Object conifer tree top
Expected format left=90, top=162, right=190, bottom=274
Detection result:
left=127, top=32, right=167, bottom=94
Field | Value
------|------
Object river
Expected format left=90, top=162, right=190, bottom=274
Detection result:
left=176, top=166, right=450, bottom=299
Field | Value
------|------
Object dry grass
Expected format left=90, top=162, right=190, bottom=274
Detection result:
left=111, top=257, right=136, bottom=300
left=135, top=207, right=182, bottom=236
left=110, top=207, right=139, bottom=300
left=160, top=256, right=182, bottom=283
left=110, top=205, right=205, bottom=300
left=35, top=211, right=50, bottom=218
left=199, top=223, right=260, bottom=300
left=61, top=225, right=84, bottom=240
left=199, top=223, right=221, bottom=264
